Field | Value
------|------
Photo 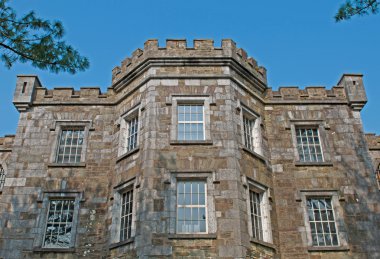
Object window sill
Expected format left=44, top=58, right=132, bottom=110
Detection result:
left=170, top=140, right=213, bottom=146
left=241, top=147, right=266, bottom=163
left=168, top=233, right=217, bottom=239
left=308, top=246, right=349, bottom=252
left=109, top=237, right=135, bottom=250
left=47, top=163, right=86, bottom=168
left=294, top=162, right=333, bottom=167
left=250, top=238, right=276, bottom=251
left=33, top=247, right=75, bottom=253
left=116, top=148, right=139, bottom=163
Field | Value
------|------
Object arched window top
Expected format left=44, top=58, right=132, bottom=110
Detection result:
left=0, top=164, right=5, bottom=189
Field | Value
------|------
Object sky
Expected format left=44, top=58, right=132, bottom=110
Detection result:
left=1, top=0, right=380, bottom=136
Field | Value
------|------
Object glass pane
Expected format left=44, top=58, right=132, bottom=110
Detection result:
left=178, top=182, right=184, bottom=193
left=200, top=220, right=206, bottom=232
left=199, top=183, right=205, bottom=193
left=185, top=208, right=191, bottom=220
left=192, top=208, right=199, bottom=221
left=178, top=207, right=184, bottom=220
left=199, top=193, right=205, bottom=205
left=185, top=182, right=191, bottom=193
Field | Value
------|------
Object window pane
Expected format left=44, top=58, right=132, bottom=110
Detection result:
left=177, top=181, right=207, bottom=233
left=296, top=128, right=323, bottom=162
left=120, top=189, right=133, bottom=241
left=250, top=190, right=264, bottom=241
left=307, top=197, right=339, bottom=247
left=177, top=105, right=204, bottom=140
left=56, top=128, right=84, bottom=164
left=43, top=199, right=75, bottom=248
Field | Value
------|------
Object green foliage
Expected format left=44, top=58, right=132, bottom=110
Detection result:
left=0, top=0, right=89, bottom=73
left=335, top=0, right=379, bottom=21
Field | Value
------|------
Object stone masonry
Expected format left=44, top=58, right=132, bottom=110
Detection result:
left=0, top=39, right=379, bottom=258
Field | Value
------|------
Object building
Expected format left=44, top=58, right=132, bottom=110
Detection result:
left=0, top=39, right=379, bottom=259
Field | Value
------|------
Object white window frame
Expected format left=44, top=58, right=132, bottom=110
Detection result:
left=119, top=188, right=134, bottom=241
left=289, top=121, right=331, bottom=163
left=176, top=180, right=208, bottom=234
left=246, top=180, right=272, bottom=243
left=295, top=127, right=324, bottom=162
left=110, top=179, right=137, bottom=244
left=170, top=96, right=211, bottom=142
left=0, top=164, right=6, bottom=190
left=34, top=191, right=82, bottom=249
left=42, top=198, right=76, bottom=248
left=306, top=197, right=339, bottom=247
left=240, top=107, right=263, bottom=155
left=177, top=104, right=205, bottom=141
left=118, top=106, right=140, bottom=157
left=167, top=172, right=217, bottom=235
left=55, top=127, right=85, bottom=164
left=49, top=120, right=91, bottom=165
left=299, top=190, right=348, bottom=248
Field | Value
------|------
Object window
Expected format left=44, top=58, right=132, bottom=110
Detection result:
left=110, top=180, right=136, bottom=245
left=43, top=199, right=75, bottom=248
left=243, top=116, right=254, bottom=150
left=177, top=104, right=204, bottom=141
left=306, top=197, right=339, bottom=247
left=250, top=190, right=263, bottom=240
left=126, top=116, right=138, bottom=152
left=246, top=181, right=272, bottom=243
left=240, top=107, right=263, bottom=155
left=177, top=181, right=207, bottom=233
left=120, top=189, right=133, bottom=241
left=295, top=128, right=323, bottom=162
left=0, top=164, right=5, bottom=190
left=169, top=95, right=212, bottom=143
left=55, top=128, right=84, bottom=164
left=118, top=106, right=140, bottom=157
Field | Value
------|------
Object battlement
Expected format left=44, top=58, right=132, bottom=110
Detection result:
left=365, top=133, right=380, bottom=150
left=0, top=135, right=14, bottom=151
left=111, top=39, right=267, bottom=85
left=265, top=74, right=367, bottom=109
left=34, top=86, right=111, bottom=102
left=266, top=86, right=347, bottom=101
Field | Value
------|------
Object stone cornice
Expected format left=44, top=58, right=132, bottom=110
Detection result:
left=112, top=56, right=267, bottom=93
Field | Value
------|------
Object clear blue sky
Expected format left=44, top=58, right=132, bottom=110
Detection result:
left=1, top=0, right=379, bottom=136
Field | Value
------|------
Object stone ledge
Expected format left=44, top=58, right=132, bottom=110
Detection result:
left=250, top=238, right=277, bottom=251
left=116, top=148, right=140, bottom=163
left=241, top=147, right=266, bottom=164
left=294, top=162, right=333, bottom=167
left=308, top=246, right=350, bottom=252
left=170, top=140, right=213, bottom=146
left=168, top=233, right=217, bottom=239
left=47, top=162, right=86, bottom=168
left=109, top=237, right=135, bottom=250
left=33, top=247, right=75, bottom=253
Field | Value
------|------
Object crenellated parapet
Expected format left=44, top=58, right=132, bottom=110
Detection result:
left=34, top=86, right=112, bottom=103
left=266, top=86, right=347, bottom=102
left=111, top=39, right=267, bottom=86
left=0, top=135, right=14, bottom=152
left=13, top=74, right=115, bottom=111
left=365, top=133, right=380, bottom=151
left=265, top=74, right=368, bottom=110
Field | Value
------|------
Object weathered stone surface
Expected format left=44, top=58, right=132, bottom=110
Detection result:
left=0, top=39, right=379, bottom=259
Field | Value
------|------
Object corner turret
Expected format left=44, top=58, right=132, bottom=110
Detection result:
left=337, top=74, right=367, bottom=111
left=13, top=75, right=42, bottom=112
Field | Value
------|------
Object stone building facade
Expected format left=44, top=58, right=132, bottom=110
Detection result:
left=0, top=39, right=379, bottom=259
